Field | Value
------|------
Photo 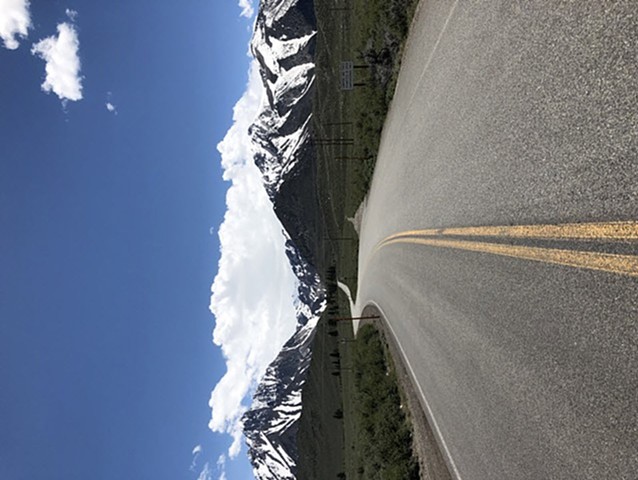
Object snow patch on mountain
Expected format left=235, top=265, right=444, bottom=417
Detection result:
left=249, top=0, right=316, bottom=199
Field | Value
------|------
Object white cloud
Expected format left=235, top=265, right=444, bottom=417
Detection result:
left=31, top=22, right=83, bottom=103
left=208, top=60, right=299, bottom=458
left=197, top=462, right=213, bottom=480
left=216, top=454, right=227, bottom=480
left=190, top=444, right=203, bottom=471
left=65, top=8, right=78, bottom=21
left=0, top=0, right=31, bottom=50
left=105, top=92, right=117, bottom=113
left=238, top=0, right=254, bottom=18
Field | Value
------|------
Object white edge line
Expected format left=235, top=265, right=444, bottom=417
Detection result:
left=406, top=0, right=460, bottom=109
left=337, top=280, right=356, bottom=317
left=366, top=299, right=463, bottom=480
left=337, top=280, right=358, bottom=334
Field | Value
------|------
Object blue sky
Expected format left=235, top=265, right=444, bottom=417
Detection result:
left=0, top=1, right=300, bottom=479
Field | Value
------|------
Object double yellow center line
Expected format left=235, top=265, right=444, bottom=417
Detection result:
left=376, top=221, right=638, bottom=277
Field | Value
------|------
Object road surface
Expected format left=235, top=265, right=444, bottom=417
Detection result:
left=355, top=1, right=638, bottom=479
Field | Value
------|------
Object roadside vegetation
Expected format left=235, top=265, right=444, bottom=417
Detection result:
left=349, top=324, right=420, bottom=479
left=297, top=2, right=422, bottom=477
left=297, top=274, right=422, bottom=479
left=347, top=0, right=420, bottom=193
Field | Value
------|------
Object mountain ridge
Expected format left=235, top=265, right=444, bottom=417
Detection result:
left=240, top=1, right=325, bottom=479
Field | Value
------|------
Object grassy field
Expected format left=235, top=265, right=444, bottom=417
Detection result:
left=295, top=308, right=347, bottom=480
left=297, top=0, right=421, bottom=478
left=296, top=271, right=360, bottom=479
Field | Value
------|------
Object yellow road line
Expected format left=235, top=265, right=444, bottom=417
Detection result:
left=383, top=221, right=638, bottom=243
left=379, top=237, right=638, bottom=277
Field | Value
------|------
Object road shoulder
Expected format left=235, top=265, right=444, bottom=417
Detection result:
left=361, top=305, right=453, bottom=480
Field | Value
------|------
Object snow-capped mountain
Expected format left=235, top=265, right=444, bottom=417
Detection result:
left=248, top=0, right=320, bottom=267
left=242, top=238, right=325, bottom=480
left=242, top=320, right=318, bottom=480
left=240, top=0, right=325, bottom=479
left=249, top=0, right=315, bottom=198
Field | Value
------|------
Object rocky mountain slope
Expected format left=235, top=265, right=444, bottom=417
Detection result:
left=248, top=0, right=321, bottom=267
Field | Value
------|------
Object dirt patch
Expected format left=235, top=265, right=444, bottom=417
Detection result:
left=346, top=196, right=367, bottom=237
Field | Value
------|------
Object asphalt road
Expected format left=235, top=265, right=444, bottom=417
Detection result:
left=354, top=1, right=638, bottom=479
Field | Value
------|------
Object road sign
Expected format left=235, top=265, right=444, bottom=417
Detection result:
left=340, top=61, right=353, bottom=90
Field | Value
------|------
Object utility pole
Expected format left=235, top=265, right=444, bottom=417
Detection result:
left=335, top=156, right=369, bottom=161
left=312, top=137, right=354, bottom=146
left=330, top=315, right=380, bottom=322
left=323, top=121, right=353, bottom=127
